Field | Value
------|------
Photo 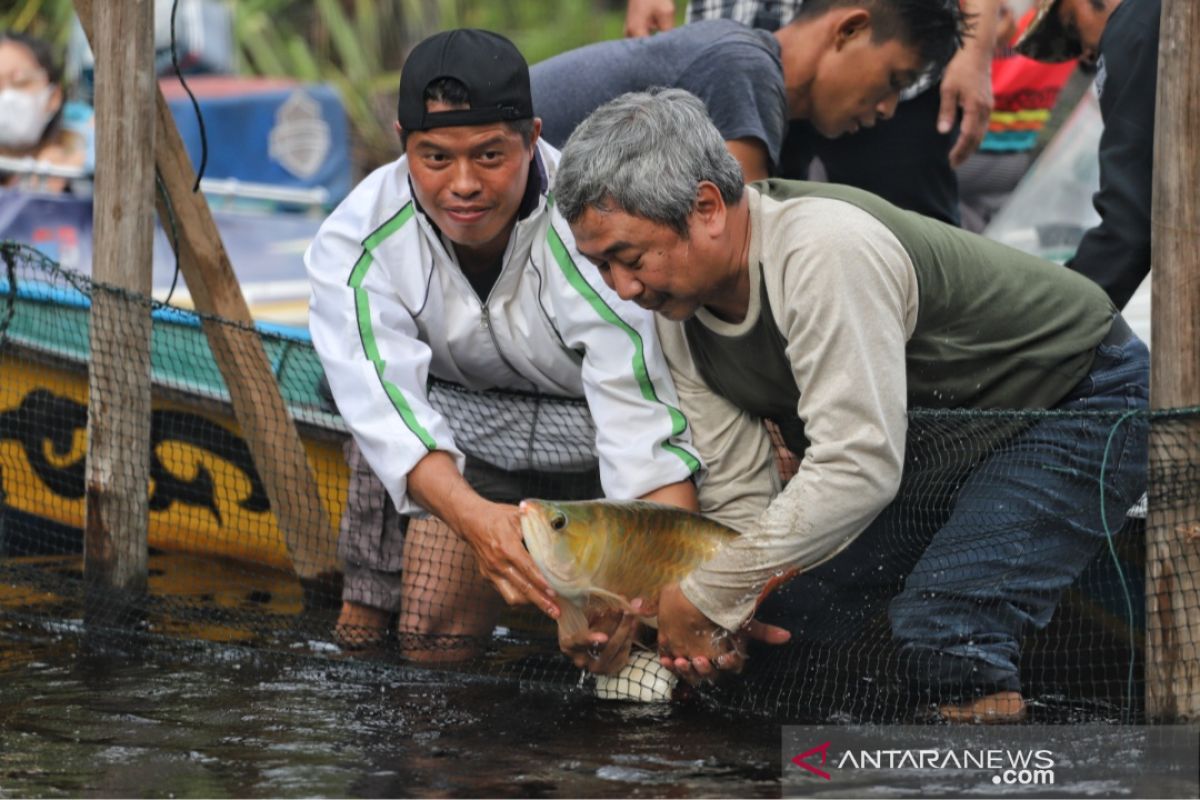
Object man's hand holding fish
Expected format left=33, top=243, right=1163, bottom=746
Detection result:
left=656, top=583, right=790, bottom=686
left=519, top=498, right=791, bottom=681
left=559, top=601, right=645, bottom=674
left=412, top=453, right=561, bottom=618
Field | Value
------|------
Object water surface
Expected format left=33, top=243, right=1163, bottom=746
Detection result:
left=0, top=630, right=783, bottom=798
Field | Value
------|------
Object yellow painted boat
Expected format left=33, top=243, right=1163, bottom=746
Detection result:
left=0, top=273, right=348, bottom=574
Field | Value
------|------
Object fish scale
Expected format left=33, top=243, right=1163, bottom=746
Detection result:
left=520, top=499, right=738, bottom=612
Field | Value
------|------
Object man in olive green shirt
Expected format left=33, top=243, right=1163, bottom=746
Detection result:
left=554, top=88, right=1149, bottom=722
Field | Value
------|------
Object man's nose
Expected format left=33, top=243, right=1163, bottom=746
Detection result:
left=449, top=160, right=482, bottom=196
left=610, top=267, right=643, bottom=301
left=876, top=94, right=900, bottom=121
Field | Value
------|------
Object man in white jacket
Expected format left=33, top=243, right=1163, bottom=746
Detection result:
left=306, top=30, right=701, bottom=665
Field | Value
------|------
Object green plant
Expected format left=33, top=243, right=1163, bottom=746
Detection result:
left=1, top=0, right=77, bottom=48
left=6, top=0, right=631, bottom=175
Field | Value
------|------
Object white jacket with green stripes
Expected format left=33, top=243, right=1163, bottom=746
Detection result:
left=306, top=140, right=702, bottom=516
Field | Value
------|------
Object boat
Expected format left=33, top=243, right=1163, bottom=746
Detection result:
left=0, top=243, right=347, bottom=573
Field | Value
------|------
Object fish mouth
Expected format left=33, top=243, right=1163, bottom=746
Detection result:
left=518, top=502, right=571, bottom=589
left=519, top=500, right=588, bottom=597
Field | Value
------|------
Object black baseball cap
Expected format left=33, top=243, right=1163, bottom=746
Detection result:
left=1014, top=0, right=1080, bottom=62
left=397, top=29, right=534, bottom=131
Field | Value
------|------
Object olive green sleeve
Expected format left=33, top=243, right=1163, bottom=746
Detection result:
left=680, top=194, right=918, bottom=631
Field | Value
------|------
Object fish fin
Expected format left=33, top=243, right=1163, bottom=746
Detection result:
left=557, top=601, right=591, bottom=643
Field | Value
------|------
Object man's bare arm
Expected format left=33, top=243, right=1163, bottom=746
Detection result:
left=407, top=450, right=560, bottom=618
left=939, top=0, right=1001, bottom=167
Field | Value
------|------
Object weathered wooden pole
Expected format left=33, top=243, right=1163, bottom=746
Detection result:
left=83, top=0, right=155, bottom=615
left=73, top=0, right=339, bottom=598
left=1146, top=0, right=1200, bottom=720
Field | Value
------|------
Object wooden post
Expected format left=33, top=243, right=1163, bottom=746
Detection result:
left=83, top=0, right=155, bottom=613
left=72, top=0, right=338, bottom=594
left=1146, top=0, right=1200, bottom=720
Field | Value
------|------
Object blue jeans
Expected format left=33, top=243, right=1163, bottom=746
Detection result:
left=759, top=332, right=1150, bottom=700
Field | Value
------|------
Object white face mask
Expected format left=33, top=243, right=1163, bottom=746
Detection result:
left=0, top=86, right=56, bottom=149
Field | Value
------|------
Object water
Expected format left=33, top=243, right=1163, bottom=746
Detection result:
left=0, top=632, right=783, bottom=798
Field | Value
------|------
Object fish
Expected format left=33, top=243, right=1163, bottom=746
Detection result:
left=517, top=498, right=739, bottom=643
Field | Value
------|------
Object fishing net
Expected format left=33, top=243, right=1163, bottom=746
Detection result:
left=2, top=240, right=1198, bottom=723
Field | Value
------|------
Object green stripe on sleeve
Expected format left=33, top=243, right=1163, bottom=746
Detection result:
left=346, top=202, right=437, bottom=450
left=546, top=223, right=701, bottom=474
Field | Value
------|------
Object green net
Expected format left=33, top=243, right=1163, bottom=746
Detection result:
left=2, top=241, right=1197, bottom=723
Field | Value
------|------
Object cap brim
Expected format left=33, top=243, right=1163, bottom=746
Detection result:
left=1014, top=0, right=1082, bottom=62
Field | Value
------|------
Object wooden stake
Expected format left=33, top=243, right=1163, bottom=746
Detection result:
left=84, top=0, right=154, bottom=608
left=72, top=0, right=338, bottom=591
left=1147, top=0, right=1200, bottom=721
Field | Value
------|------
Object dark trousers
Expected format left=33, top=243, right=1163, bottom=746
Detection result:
left=759, top=329, right=1150, bottom=700
left=780, top=86, right=962, bottom=226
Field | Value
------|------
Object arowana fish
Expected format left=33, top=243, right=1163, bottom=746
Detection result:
left=517, top=498, right=739, bottom=643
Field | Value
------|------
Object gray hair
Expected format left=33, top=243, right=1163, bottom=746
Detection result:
left=554, top=88, right=744, bottom=235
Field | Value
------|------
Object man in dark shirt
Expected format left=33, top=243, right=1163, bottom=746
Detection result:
left=1016, top=0, right=1159, bottom=309
left=532, top=0, right=967, bottom=206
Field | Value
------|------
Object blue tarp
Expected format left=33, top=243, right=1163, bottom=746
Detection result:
left=0, top=188, right=322, bottom=328
left=165, top=80, right=353, bottom=204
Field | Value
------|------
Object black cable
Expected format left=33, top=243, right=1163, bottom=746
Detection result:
left=156, top=170, right=183, bottom=307
left=170, top=0, right=208, bottom=191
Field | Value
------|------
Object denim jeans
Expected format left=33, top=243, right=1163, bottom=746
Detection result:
left=758, top=332, right=1150, bottom=700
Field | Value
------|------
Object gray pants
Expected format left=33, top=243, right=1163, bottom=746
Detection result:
left=337, top=438, right=601, bottom=611
left=957, top=150, right=1034, bottom=234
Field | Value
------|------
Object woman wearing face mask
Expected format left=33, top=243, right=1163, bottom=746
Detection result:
left=0, top=31, right=91, bottom=193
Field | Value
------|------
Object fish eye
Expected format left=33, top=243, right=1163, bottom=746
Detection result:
left=550, top=512, right=567, bottom=531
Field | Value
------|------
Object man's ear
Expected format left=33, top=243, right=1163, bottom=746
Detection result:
left=692, top=181, right=728, bottom=235
left=529, top=117, right=543, bottom=157
left=394, top=121, right=404, bottom=137
left=834, top=8, right=871, bottom=49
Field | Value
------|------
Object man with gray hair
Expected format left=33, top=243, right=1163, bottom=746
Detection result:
left=554, top=88, right=1148, bottom=721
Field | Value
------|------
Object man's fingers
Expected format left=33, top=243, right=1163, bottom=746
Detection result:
left=501, top=534, right=554, bottom=595
left=494, top=566, right=559, bottom=618
left=937, top=86, right=960, bottom=135
left=714, top=651, right=745, bottom=673
left=949, top=126, right=982, bottom=168
left=624, top=0, right=676, bottom=37
left=491, top=576, right=522, bottom=606
left=948, top=102, right=988, bottom=167
left=744, top=619, right=791, bottom=645
left=496, top=534, right=560, bottom=615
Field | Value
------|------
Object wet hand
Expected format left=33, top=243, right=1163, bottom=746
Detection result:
left=655, top=583, right=790, bottom=686
left=460, top=503, right=560, bottom=619
left=938, top=47, right=994, bottom=168
left=560, top=600, right=645, bottom=674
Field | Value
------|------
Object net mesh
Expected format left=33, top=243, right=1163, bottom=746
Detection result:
left=2, top=240, right=1198, bottom=723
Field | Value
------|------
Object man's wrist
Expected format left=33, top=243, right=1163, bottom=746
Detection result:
left=679, top=574, right=754, bottom=633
